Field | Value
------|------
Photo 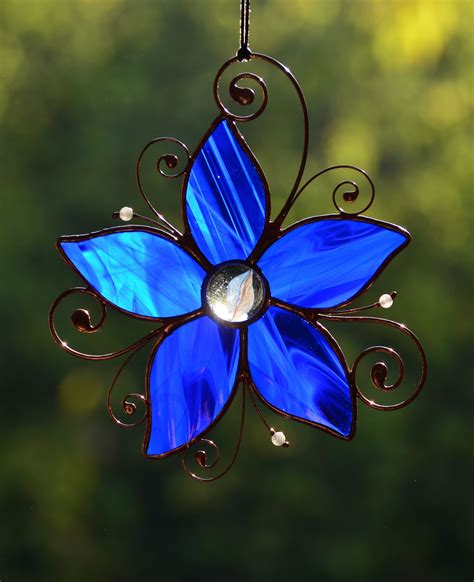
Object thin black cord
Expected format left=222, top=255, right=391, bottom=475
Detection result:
left=237, top=0, right=251, bottom=61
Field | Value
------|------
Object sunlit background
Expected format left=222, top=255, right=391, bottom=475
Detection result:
left=1, top=0, right=472, bottom=580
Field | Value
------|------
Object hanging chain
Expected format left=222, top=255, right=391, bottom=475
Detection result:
left=237, top=0, right=252, bottom=61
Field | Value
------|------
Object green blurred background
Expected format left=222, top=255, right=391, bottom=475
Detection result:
left=1, top=0, right=472, bottom=580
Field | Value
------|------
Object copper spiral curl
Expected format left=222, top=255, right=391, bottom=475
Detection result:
left=106, top=344, right=151, bottom=429
left=136, top=136, right=191, bottom=236
left=319, top=314, right=427, bottom=411
left=290, top=164, right=376, bottom=217
left=182, top=385, right=246, bottom=482
left=50, top=287, right=110, bottom=360
left=214, top=67, right=268, bottom=122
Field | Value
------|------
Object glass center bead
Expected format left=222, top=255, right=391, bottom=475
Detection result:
left=205, top=263, right=266, bottom=323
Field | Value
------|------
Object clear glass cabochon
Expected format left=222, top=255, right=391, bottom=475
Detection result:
left=205, top=263, right=266, bottom=324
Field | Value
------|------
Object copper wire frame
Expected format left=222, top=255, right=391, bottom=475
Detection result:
left=49, top=52, right=427, bottom=482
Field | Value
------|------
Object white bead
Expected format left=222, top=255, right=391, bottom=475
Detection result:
left=379, top=293, right=393, bottom=309
left=271, top=431, right=286, bottom=446
left=119, top=206, right=134, bottom=221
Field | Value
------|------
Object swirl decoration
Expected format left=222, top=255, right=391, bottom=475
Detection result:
left=319, top=314, right=427, bottom=411
left=136, top=136, right=191, bottom=236
left=182, top=384, right=246, bottom=482
left=49, top=287, right=160, bottom=361
left=355, top=347, right=405, bottom=394
left=182, top=439, right=221, bottom=476
left=107, top=344, right=150, bottom=429
left=214, top=67, right=268, bottom=122
left=282, top=164, right=376, bottom=219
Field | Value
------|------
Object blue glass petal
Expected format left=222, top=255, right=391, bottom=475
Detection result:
left=59, top=228, right=205, bottom=318
left=185, top=118, right=267, bottom=264
left=258, top=218, right=409, bottom=309
left=248, top=306, right=353, bottom=437
left=146, top=316, right=240, bottom=456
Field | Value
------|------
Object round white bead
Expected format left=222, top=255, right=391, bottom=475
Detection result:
left=379, top=293, right=393, bottom=309
left=271, top=431, right=286, bottom=447
left=119, top=206, right=134, bottom=222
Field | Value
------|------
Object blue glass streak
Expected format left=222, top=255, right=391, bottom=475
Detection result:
left=248, top=307, right=352, bottom=437
left=60, top=229, right=206, bottom=318
left=186, top=119, right=267, bottom=264
left=146, top=316, right=240, bottom=456
left=258, top=218, right=408, bottom=309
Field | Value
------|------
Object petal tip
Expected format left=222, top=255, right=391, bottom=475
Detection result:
left=57, top=237, right=73, bottom=256
left=336, top=412, right=355, bottom=440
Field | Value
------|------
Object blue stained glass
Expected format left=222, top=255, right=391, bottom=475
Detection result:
left=258, top=218, right=408, bottom=309
left=185, top=119, right=267, bottom=264
left=146, top=316, right=240, bottom=456
left=59, top=229, right=205, bottom=318
left=248, top=306, right=353, bottom=437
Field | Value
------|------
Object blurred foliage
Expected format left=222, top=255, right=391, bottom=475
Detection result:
left=0, top=0, right=472, bottom=580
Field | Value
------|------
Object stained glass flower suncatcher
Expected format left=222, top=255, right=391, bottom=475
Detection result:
left=50, top=51, right=426, bottom=481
